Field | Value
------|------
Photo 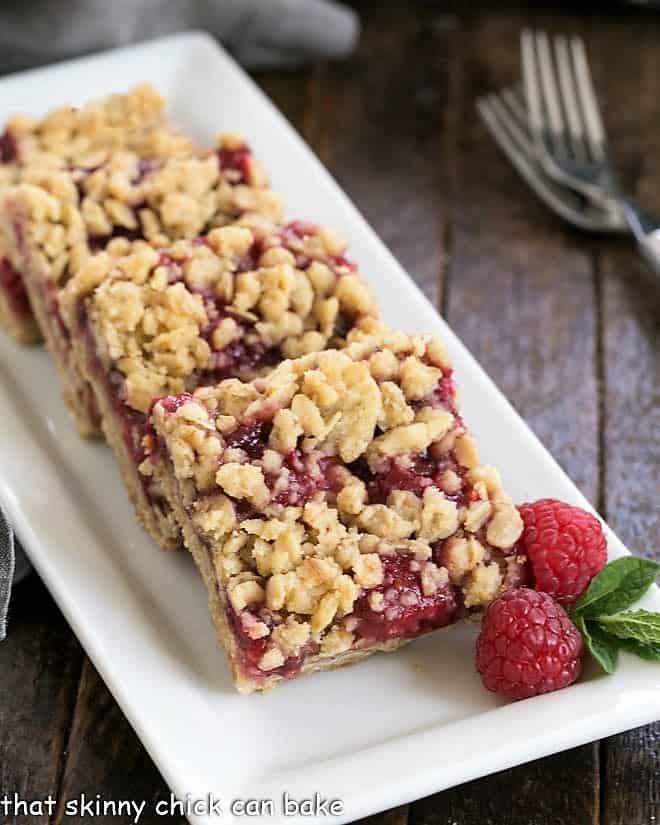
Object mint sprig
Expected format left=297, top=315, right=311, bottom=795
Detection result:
left=569, top=557, right=660, bottom=673
left=574, top=616, right=619, bottom=674
left=617, top=637, right=660, bottom=662
left=571, top=556, right=660, bottom=617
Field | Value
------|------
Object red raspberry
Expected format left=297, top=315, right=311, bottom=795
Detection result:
left=476, top=588, right=583, bottom=700
left=518, top=498, right=607, bottom=604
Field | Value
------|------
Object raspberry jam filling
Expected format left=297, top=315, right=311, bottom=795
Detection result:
left=366, top=454, right=449, bottom=501
left=217, top=144, right=252, bottom=184
left=0, top=257, right=31, bottom=318
left=225, top=420, right=271, bottom=460
left=156, top=393, right=194, bottom=415
left=208, top=334, right=280, bottom=379
left=137, top=158, right=162, bottom=178
left=349, top=448, right=472, bottom=509
left=279, top=220, right=318, bottom=245
left=415, top=369, right=456, bottom=411
left=223, top=420, right=343, bottom=506
left=227, top=605, right=319, bottom=682
left=271, top=452, right=341, bottom=507
left=108, top=373, right=171, bottom=515
left=190, top=274, right=291, bottom=381
left=351, top=554, right=457, bottom=642
left=278, top=220, right=358, bottom=271
left=0, top=130, right=18, bottom=164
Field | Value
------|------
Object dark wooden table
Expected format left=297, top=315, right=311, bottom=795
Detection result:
left=2, top=2, right=659, bottom=823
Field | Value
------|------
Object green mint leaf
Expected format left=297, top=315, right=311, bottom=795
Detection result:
left=596, top=610, right=660, bottom=646
left=575, top=616, right=619, bottom=674
left=618, top=637, right=660, bottom=662
left=571, top=556, right=660, bottom=618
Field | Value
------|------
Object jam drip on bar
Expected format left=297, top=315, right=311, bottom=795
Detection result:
left=0, top=257, right=30, bottom=317
left=0, top=130, right=18, bottom=164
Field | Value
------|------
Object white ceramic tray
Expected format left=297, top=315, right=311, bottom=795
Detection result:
left=0, top=32, right=658, bottom=825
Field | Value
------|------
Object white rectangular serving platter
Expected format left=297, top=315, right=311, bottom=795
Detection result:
left=0, top=32, right=658, bottom=825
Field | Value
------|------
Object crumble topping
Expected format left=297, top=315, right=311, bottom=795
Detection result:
left=3, top=134, right=282, bottom=293
left=149, top=319, right=526, bottom=678
left=0, top=85, right=174, bottom=187
left=63, top=223, right=377, bottom=414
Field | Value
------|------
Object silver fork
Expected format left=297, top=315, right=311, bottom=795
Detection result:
left=508, top=32, right=660, bottom=278
left=521, top=30, right=620, bottom=205
left=476, top=88, right=627, bottom=233
left=479, top=87, right=660, bottom=276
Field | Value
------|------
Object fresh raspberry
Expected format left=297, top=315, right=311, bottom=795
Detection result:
left=476, top=588, right=583, bottom=700
left=518, top=498, right=607, bottom=604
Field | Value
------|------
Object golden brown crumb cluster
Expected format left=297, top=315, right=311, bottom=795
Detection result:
left=149, top=319, right=524, bottom=671
left=2, top=133, right=282, bottom=293
left=63, top=221, right=377, bottom=414
left=0, top=85, right=173, bottom=187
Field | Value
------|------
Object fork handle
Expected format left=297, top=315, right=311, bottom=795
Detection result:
left=621, top=199, right=660, bottom=281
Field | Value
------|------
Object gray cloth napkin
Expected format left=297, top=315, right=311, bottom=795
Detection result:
left=0, top=505, right=15, bottom=641
left=0, top=0, right=359, bottom=73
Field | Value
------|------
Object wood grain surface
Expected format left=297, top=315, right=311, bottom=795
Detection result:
left=1, top=3, right=658, bottom=824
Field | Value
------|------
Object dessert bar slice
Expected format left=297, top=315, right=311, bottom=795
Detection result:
left=147, top=318, right=528, bottom=693
left=63, top=220, right=377, bottom=549
left=0, top=134, right=282, bottom=437
left=0, top=84, right=169, bottom=344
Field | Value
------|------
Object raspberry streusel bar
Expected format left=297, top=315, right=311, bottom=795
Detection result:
left=0, top=84, right=168, bottom=345
left=62, top=221, right=377, bottom=549
left=147, top=319, right=528, bottom=693
left=0, top=132, right=281, bottom=436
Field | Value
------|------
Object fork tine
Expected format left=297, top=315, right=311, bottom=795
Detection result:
left=553, top=35, right=587, bottom=162
left=570, top=35, right=606, bottom=160
left=477, top=95, right=541, bottom=179
left=489, top=93, right=535, bottom=157
left=535, top=31, right=568, bottom=157
left=521, top=29, right=545, bottom=136
left=477, top=95, right=624, bottom=233
left=476, top=96, right=596, bottom=229
left=501, top=87, right=529, bottom=130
